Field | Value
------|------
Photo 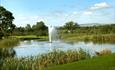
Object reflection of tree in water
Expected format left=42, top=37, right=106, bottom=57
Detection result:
left=0, top=48, right=16, bottom=66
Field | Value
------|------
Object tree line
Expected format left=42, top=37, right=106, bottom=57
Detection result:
left=0, top=6, right=115, bottom=39
left=12, top=21, right=48, bottom=36
left=59, top=21, right=115, bottom=34
left=0, top=6, right=48, bottom=39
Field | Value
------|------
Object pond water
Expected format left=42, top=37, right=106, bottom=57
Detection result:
left=13, top=40, right=115, bottom=57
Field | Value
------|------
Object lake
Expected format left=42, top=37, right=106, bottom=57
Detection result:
left=13, top=40, right=115, bottom=57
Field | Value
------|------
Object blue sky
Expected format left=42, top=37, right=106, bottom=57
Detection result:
left=0, top=0, right=115, bottom=26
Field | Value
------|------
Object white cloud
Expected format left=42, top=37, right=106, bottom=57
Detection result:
left=62, top=11, right=81, bottom=23
left=14, top=15, right=46, bottom=27
left=90, top=2, right=111, bottom=10
left=83, top=11, right=93, bottom=16
left=82, top=2, right=111, bottom=16
left=50, top=11, right=68, bottom=18
left=13, top=2, right=112, bottom=27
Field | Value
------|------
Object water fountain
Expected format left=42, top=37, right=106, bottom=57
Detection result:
left=48, top=26, right=58, bottom=43
left=13, top=26, right=115, bottom=57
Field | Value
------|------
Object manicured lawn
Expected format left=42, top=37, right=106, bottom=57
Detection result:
left=46, top=53, right=115, bottom=70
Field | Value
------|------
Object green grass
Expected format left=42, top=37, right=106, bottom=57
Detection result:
left=45, top=53, right=115, bottom=70
left=9, top=35, right=48, bottom=40
left=0, top=35, right=48, bottom=48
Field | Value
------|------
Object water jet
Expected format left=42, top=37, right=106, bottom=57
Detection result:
left=48, top=26, right=58, bottom=43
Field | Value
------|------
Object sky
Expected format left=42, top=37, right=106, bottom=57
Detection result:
left=0, top=0, right=115, bottom=27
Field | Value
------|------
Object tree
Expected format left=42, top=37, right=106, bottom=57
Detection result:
left=64, top=21, right=79, bottom=33
left=32, top=21, right=48, bottom=36
left=25, top=24, right=32, bottom=31
left=32, top=21, right=47, bottom=30
left=12, top=27, right=25, bottom=35
left=0, top=6, right=15, bottom=38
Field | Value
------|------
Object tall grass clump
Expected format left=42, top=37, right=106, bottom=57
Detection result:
left=92, top=34, right=115, bottom=43
left=0, top=38, right=19, bottom=48
left=0, top=48, right=16, bottom=69
left=62, top=33, right=115, bottom=44
left=0, top=49, right=90, bottom=70
left=39, top=49, right=90, bottom=68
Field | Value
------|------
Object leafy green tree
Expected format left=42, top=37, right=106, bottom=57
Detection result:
left=0, top=6, right=15, bottom=38
left=32, top=21, right=48, bottom=36
left=64, top=21, right=79, bottom=33
left=25, top=24, right=32, bottom=35
left=32, top=21, right=47, bottom=30
left=25, top=24, right=32, bottom=33
left=12, top=27, right=25, bottom=36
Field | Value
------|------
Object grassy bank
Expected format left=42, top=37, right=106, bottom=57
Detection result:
left=0, top=47, right=113, bottom=70
left=0, top=38, right=19, bottom=48
left=46, top=53, right=115, bottom=70
left=61, top=33, right=115, bottom=43
left=0, top=35, right=48, bottom=48
left=10, top=35, right=48, bottom=40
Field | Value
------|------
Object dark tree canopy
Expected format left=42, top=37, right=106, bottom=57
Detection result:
left=32, top=21, right=47, bottom=30
left=25, top=24, right=31, bottom=31
left=12, top=21, right=48, bottom=36
left=0, top=6, right=15, bottom=38
left=32, top=21, right=48, bottom=36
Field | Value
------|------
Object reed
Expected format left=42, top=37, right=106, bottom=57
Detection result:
left=0, top=49, right=90, bottom=70
left=0, top=38, right=19, bottom=48
left=61, top=34, right=115, bottom=44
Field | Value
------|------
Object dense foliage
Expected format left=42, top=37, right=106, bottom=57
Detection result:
left=0, top=6, right=15, bottom=38
left=59, top=22, right=115, bottom=34
left=12, top=21, right=48, bottom=36
left=63, top=21, right=79, bottom=33
left=0, top=6, right=48, bottom=38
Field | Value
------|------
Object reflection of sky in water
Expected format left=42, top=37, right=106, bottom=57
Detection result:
left=14, top=40, right=115, bottom=57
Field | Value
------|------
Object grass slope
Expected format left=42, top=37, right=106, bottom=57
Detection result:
left=46, top=53, right=115, bottom=70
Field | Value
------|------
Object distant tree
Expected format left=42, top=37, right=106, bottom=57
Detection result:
left=12, top=27, right=25, bottom=35
left=25, top=24, right=32, bottom=31
left=32, top=21, right=48, bottom=36
left=32, top=21, right=47, bottom=30
left=64, top=21, right=79, bottom=33
left=0, top=6, right=15, bottom=38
